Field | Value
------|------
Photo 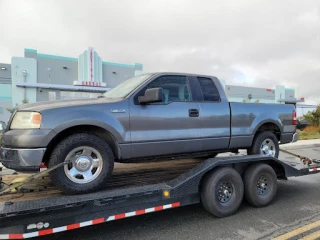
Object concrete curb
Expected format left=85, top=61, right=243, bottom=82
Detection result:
left=280, top=143, right=320, bottom=150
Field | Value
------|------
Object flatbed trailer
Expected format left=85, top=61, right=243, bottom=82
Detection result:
left=0, top=154, right=319, bottom=239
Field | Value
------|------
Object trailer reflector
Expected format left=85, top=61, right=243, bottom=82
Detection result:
left=136, top=209, right=146, bottom=215
left=0, top=202, right=181, bottom=239
left=38, top=229, right=53, bottom=236
left=115, top=213, right=126, bottom=220
left=310, top=167, right=320, bottom=172
left=9, top=234, right=23, bottom=239
left=163, top=190, right=170, bottom=197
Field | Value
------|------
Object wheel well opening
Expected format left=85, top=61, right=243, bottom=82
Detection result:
left=256, top=123, right=281, bottom=141
left=42, top=125, right=120, bottom=165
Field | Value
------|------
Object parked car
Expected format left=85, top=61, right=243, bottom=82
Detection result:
left=296, top=119, right=309, bottom=130
left=0, top=72, right=298, bottom=194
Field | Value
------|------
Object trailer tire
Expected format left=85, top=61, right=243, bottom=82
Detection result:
left=201, top=167, right=244, bottom=218
left=243, top=163, right=278, bottom=207
left=247, top=131, right=279, bottom=158
left=48, top=132, right=114, bottom=194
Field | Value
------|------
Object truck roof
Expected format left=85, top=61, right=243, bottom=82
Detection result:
left=145, top=72, right=219, bottom=79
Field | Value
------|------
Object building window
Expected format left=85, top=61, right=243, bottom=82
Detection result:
left=48, top=92, right=56, bottom=101
left=60, top=91, right=101, bottom=100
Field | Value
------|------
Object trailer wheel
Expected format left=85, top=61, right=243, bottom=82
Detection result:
left=247, top=131, right=279, bottom=158
left=201, top=167, right=244, bottom=218
left=48, top=132, right=114, bottom=194
left=243, top=163, right=278, bottom=207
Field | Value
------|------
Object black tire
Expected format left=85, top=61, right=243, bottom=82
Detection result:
left=243, top=163, right=278, bottom=207
left=48, top=132, right=114, bottom=194
left=201, top=167, right=244, bottom=218
left=247, top=131, right=279, bottom=158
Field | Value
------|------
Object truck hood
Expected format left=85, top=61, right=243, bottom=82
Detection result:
left=16, top=97, right=123, bottom=112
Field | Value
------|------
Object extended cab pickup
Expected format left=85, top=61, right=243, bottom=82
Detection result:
left=0, top=72, right=298, bottom=194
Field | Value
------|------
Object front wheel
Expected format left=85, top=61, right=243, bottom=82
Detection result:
left=48, top=133, right=114, bottom=194
left=247, top=131, right=279, bottom=158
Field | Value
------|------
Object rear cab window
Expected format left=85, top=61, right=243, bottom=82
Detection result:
left=197, top=77, right=221, bottom=102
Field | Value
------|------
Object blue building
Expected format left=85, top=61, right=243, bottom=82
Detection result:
left=0, top=47, right=143, bottom=122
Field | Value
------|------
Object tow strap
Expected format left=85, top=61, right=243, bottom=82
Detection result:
left=280, top=149, right=320, bottom=166
left=0, top=160, right=70, bottom=196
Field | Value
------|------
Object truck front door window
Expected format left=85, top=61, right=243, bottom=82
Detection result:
left=145, top=75, right=193, bottom=104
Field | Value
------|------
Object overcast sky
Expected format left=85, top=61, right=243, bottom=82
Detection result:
left=0, top=0, right=319, bottom=104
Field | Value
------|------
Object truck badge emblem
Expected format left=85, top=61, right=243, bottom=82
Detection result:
left=111, top=109, right=126, bottom=113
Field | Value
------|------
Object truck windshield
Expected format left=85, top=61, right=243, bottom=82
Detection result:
left=102, top=73, right=153, bottom=99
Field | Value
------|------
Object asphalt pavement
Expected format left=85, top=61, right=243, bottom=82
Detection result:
left=40, top=144, right=320, bottom=240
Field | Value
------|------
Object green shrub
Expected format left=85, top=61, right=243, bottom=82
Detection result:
left=302, top=105, right=320, bottom=127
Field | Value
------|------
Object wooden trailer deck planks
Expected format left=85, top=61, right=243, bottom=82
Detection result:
left=0, top=159, right=204, bottom=203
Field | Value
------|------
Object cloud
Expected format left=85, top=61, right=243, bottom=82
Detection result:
left=0, top=0, right=319, bottom=104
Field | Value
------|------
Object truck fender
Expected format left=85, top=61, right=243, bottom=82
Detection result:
left=52, top=119, right=125, bottom=144
left=252, top=118, right=283, bottom=136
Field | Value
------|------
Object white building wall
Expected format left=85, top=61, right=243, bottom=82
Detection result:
left=11, top=57, right=37, bottom=105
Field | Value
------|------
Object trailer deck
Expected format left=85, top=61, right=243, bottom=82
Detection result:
left=0, top=159, right=203, bottom=204
left=0, top=152, right=319, bottom=239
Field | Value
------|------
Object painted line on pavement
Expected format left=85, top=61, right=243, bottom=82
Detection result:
left=273, top=220, right=320, bottom=240
left=300, top=230, right=320, bottom=240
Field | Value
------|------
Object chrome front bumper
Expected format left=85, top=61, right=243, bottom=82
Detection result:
left=0, top=147, right=46, bottom=172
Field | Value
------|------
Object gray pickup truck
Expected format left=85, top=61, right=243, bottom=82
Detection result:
left=0, top=72, right=298, bottom=194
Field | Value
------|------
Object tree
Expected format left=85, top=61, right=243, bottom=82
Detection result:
left=6, top=99, right=29, bottom=113
left=302, top=105, right=320, bottom=126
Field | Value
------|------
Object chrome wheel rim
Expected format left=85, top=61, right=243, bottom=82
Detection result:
left=260, top=138, right=276, bottom=157
left=64, top=146, right=103, bottom=184
left=217, top=181, right=233, bottom=203
left=256, top=175, right=269, bottom=196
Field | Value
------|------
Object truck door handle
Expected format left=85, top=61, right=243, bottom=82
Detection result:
left=189, top=109, right=199, bottom=117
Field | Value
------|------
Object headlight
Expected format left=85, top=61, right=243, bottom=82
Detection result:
left=10, top=112, right=42, bottom=129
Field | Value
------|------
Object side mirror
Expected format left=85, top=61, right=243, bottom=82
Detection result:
left=138, top=88, right=163, bottom=104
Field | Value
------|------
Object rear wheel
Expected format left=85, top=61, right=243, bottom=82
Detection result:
left=247, top=131, right=279, bottom=158
left=201, top=167, right=244, bottom=218
left=48, top=132, right=114, bottom=194
left=243, top=163, right=278, bottom=207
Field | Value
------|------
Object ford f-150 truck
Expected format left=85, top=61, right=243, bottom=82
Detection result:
left=0, top=72, right=298, bottom=194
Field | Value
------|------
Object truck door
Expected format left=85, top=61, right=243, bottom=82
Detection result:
left=129, top=74, right=202, bottom=158
left=191, top=76, right=231, bottom=151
